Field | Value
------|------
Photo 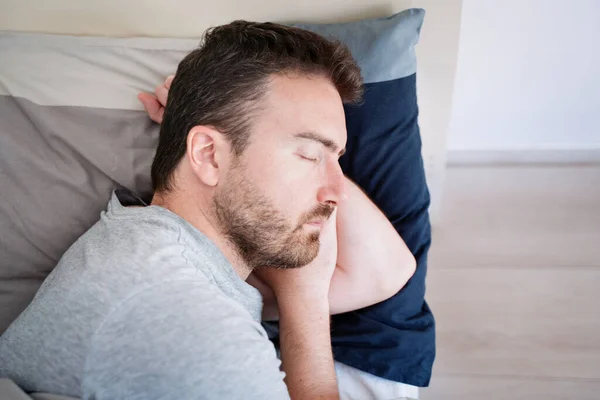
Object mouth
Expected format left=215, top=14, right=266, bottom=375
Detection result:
left=304, top=219, right=325, bottom=227
left=299, top=204, right=335, bottom=231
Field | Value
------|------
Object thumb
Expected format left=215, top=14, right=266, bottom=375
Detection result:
left=322, top=207, right=338, bottom=236
left=328, top=207, right=338, bottom=225
left=165, top=74, right=175, bottom=89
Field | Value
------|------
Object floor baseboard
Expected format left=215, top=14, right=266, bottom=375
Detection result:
left=447, top=149, right=600, bottom=166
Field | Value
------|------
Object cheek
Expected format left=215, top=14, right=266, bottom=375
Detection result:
left=252, top=155, right=319, bottom=217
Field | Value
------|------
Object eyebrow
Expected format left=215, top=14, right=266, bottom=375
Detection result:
left=294, top=132, right=346, bottom=157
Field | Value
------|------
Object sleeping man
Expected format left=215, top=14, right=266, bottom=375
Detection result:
left=0, top=21, right=415, bottom=399
left=139, top=74, right=416, bottom=324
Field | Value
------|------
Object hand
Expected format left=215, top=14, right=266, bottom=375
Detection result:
left=137, top=75, right=174, bottom=124
left=254, top=209, right=338, bottom=300
left=246, top=272, right=279, bottom=321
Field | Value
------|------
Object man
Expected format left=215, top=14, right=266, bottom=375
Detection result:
left=0, top=21, right=415, bottom=399
left=139, top=74, right=416, bottom=322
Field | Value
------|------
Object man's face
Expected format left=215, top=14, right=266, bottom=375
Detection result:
left=214, top=73, right=347, bottom=270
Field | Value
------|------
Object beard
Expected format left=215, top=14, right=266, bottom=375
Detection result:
left=213, top=160, right=334, bottom=271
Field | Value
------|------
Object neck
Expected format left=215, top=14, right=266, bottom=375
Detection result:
left=150, top=188, right=252, bottom=281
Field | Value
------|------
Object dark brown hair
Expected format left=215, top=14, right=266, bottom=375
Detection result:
left=151, top=20, right=364, bottom=193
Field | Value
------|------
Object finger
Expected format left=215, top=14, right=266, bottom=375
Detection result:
left=340, top=179, right=349, bottom=201
left=165, top=74, right=175, bottom=89
left=322, top=208, right=338, bottom=236
left=328, top=207, right=338, bottom=223
left=154, top=108, right=165, bottom=125
left=155, top=84, right=169, bottom=108
left=137, top=92, right=163, bottom=124
left=138, top=92, right=159, bottom=114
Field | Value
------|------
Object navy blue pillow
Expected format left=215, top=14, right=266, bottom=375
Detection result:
left=294, top=9, right=436, bottom=387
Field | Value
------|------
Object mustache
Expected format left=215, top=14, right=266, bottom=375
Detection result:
left=298, top=203, right=335, bottom=225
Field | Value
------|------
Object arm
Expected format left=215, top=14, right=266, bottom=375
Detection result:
left=278, top=292, right=336, bottom=400
left=329, top=177, right=416, bottom=314
left=256, top=210, right=340, bottom=400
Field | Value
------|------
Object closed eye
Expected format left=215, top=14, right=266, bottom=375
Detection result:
left=299, top=154, right=319, bottom=163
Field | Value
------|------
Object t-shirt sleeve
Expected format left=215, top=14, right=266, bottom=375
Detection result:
left=82, top=280, right=290, bottom=400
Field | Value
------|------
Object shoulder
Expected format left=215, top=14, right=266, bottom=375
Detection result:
left=91, top=280, right=263, bottom=345
left=83, top=280, right=289, bottom=400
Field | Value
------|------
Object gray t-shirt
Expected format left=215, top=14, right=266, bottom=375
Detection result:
left=0, top=190, right=290, bottom=400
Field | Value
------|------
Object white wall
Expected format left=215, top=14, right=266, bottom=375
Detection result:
left=448, top=0, right=600, bottom=154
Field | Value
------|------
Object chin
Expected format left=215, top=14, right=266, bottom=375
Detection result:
left=274, top=231, right=320, bottom=268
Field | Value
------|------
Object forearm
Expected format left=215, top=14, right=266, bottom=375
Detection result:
left=278, top=293, right=339, bottom=400
left=337, top=177, right=407, bottom=267
left=329, top=177, right=416, bottom=312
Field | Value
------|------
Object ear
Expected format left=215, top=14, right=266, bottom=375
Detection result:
left=186, top=126, right=225, bottom=187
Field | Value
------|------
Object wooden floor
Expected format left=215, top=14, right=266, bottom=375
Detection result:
left=421, top=165, right=600, bottom=400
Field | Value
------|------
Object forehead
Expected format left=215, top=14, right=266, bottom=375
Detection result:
left=250, top=73, right=347, bottom=149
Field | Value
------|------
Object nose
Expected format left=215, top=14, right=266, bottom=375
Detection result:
left=316, top=159, right=346, bottom=206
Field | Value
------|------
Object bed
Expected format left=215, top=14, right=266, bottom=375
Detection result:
left=0, top=1, right=461, bottom=398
